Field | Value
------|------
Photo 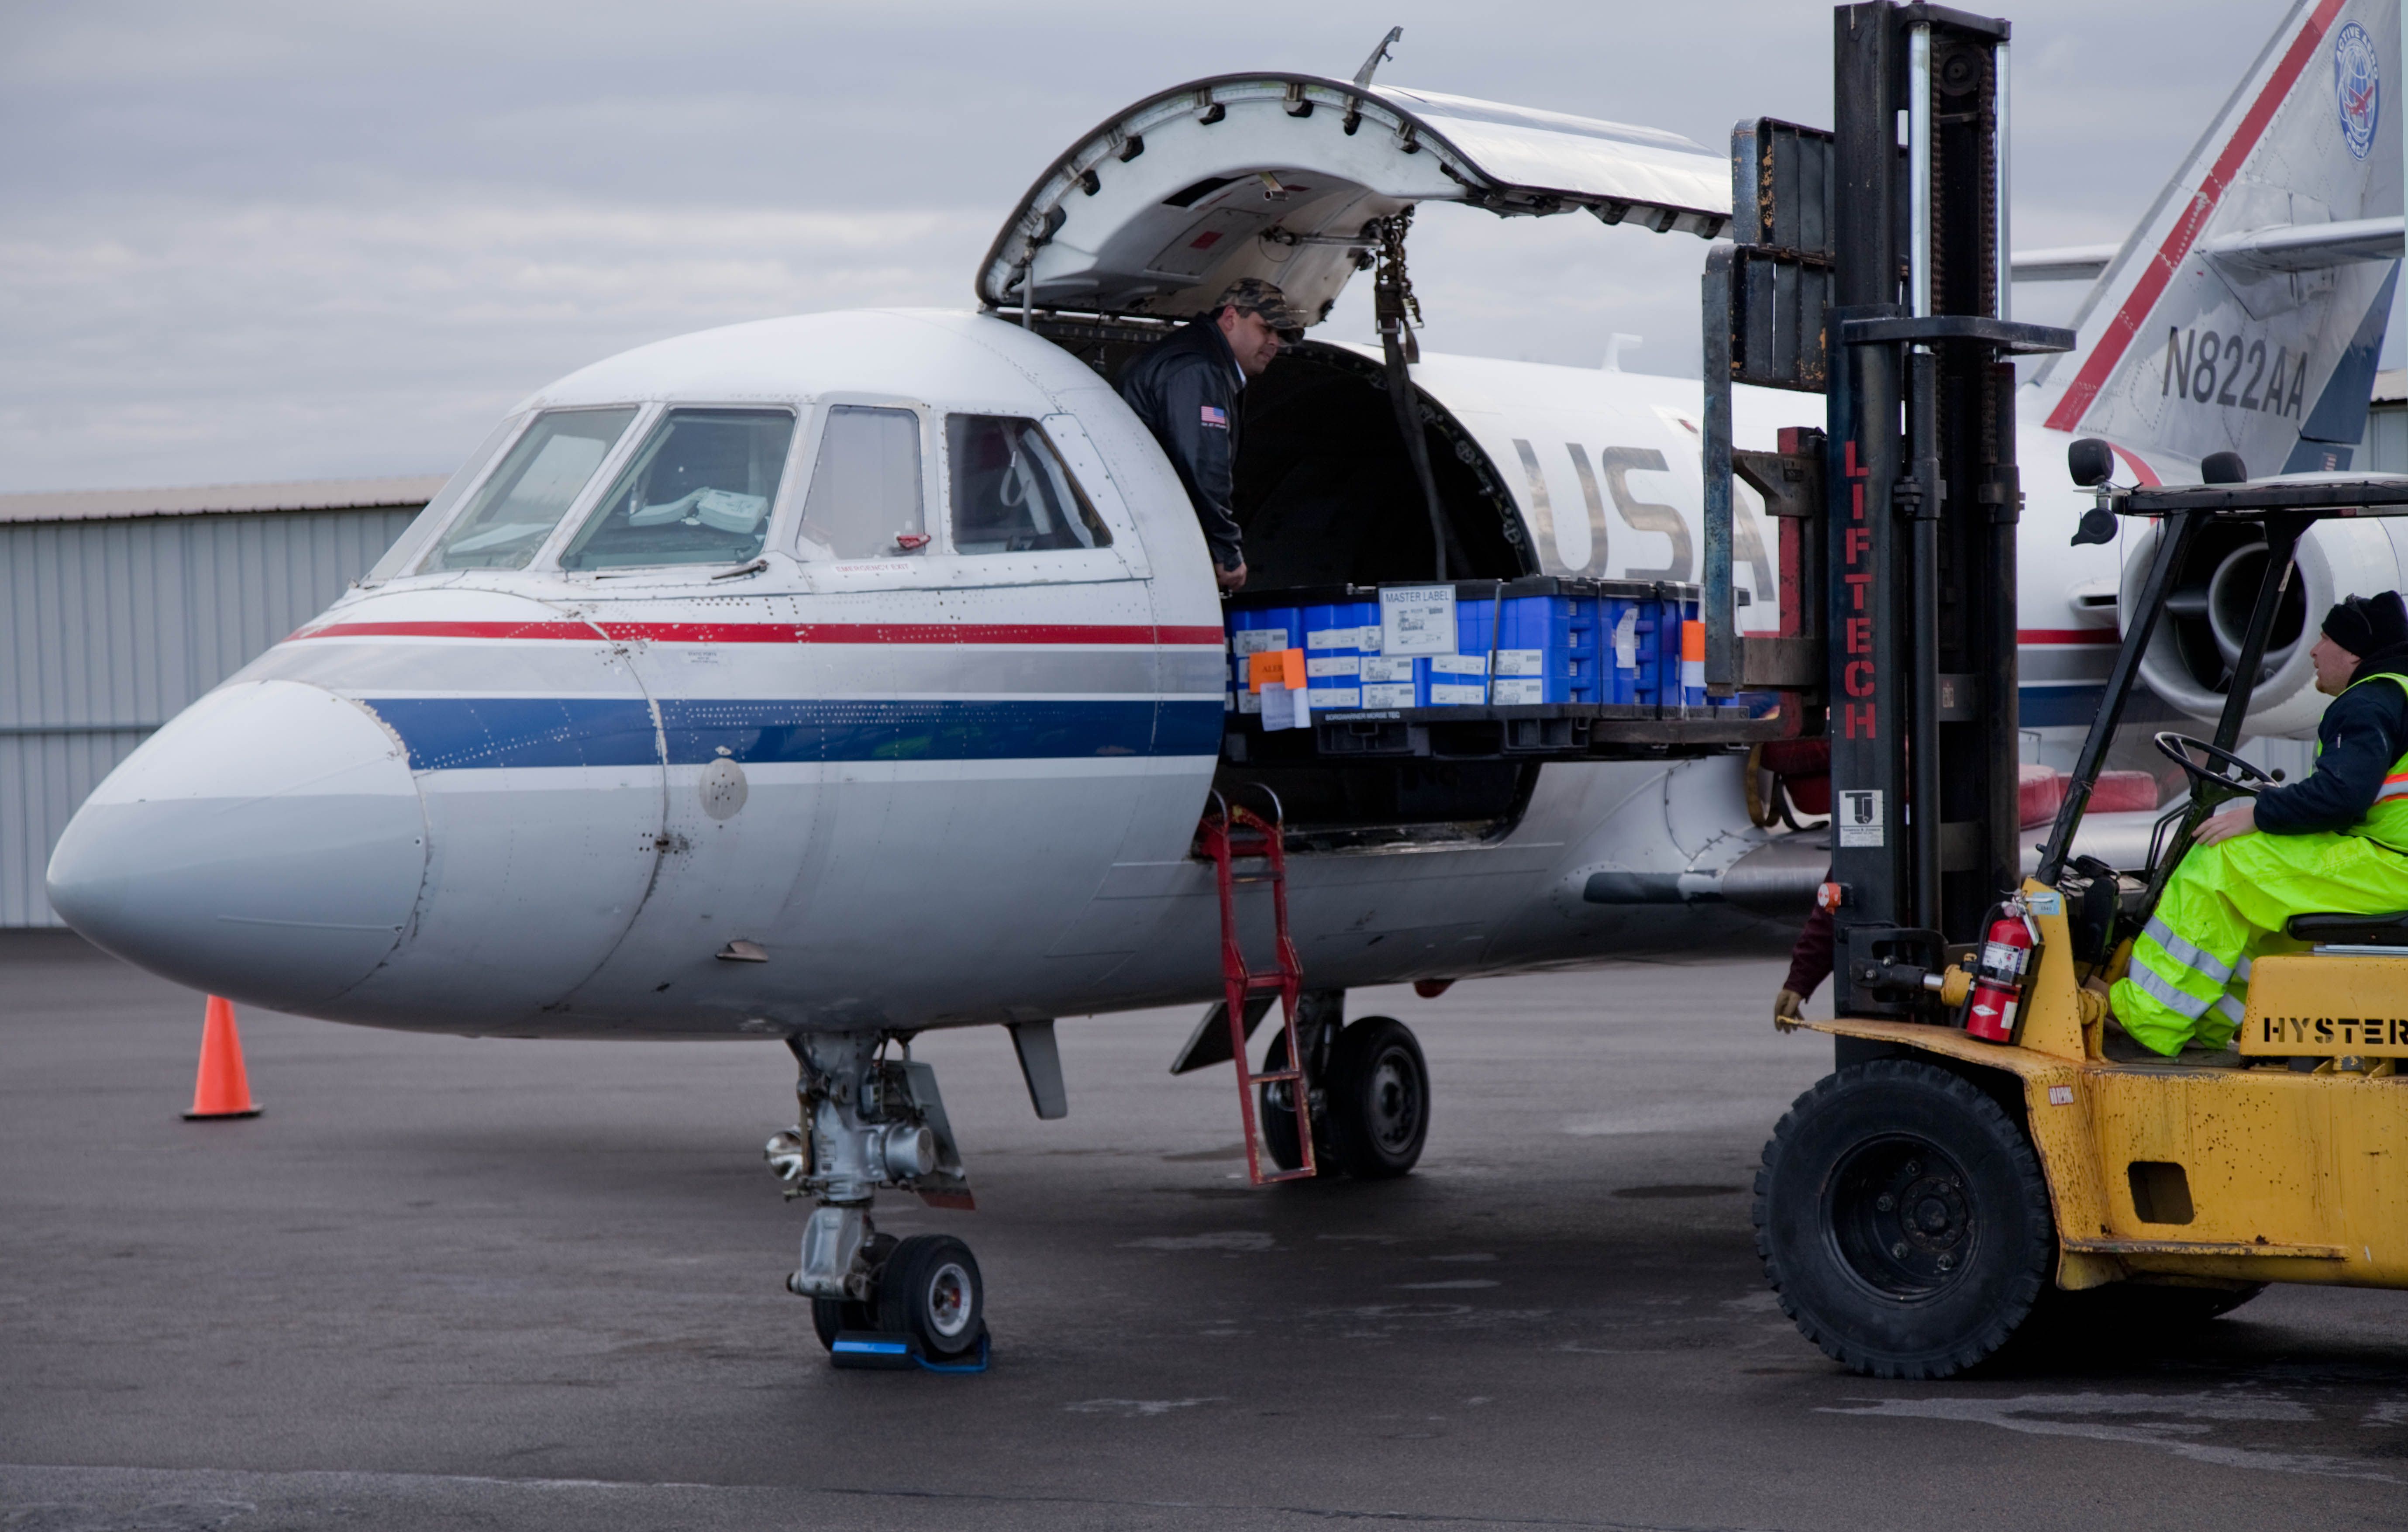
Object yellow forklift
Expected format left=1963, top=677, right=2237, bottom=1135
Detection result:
left=1754, top=458, right=2408, bottom=1379
left=1701, top=5, right=2406, bottom=1378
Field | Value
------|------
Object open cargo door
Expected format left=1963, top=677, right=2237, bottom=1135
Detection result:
left=977, top=74, right=1732, bottom=325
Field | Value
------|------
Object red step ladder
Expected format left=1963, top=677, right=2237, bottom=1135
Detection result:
left=1195, top=794, right=1316, bottom=1185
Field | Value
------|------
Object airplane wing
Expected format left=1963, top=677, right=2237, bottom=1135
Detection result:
left=2200, top=214, right=2407, bottom=272
left=2012, top=217, right=2406, bottom=283
left=2008, top=244, right=2118, bottom=283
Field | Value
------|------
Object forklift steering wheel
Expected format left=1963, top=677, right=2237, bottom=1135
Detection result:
left=2152, top=731, right=2273, bottom=797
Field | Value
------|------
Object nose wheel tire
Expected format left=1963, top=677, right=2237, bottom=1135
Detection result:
left=876, top=1234, right=985, bottom=1359
left=1323, top=1015, right=1429, bottom=1179
left=1753, top=1059, right=2053, bottom=1379
left=810, top=1296, right=876, bottom=1350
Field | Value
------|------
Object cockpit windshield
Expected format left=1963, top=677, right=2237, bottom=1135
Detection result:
left=362, top=412, right=526, bottom=585
left=425, top=407, right=637, bottom=571
left=561, top=408, right=795, bottom=570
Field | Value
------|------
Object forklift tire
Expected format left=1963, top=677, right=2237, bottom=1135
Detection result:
left=1323, top=1016, right=1429, bottom=1180
left=1754, top=1059, right=2054, bottom=1379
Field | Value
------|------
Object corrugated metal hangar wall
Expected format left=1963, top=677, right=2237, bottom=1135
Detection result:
left=2, top=480, right=436, bottom=926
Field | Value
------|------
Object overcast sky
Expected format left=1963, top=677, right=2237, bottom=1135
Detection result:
left=0, top=0, right=2378, bottom=492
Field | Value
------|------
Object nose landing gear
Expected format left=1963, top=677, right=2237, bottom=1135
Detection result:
left=768, top=1032, right=989, bottom=1369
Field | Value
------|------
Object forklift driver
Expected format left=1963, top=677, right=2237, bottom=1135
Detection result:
left=1117, top=278, right=1305, bottom=593
left=2108, top=590, right=2408, bottom=1055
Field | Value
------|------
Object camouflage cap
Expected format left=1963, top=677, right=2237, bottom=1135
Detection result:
left=1214, top=278, right=1306, bottom=338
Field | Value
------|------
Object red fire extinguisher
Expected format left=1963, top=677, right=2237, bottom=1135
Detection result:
left=1964, top=906, right=2034, bottom=1044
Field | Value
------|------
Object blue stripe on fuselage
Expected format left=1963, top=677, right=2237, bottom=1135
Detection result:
left=358, top=696, right=1226, bottom=770
left=362, top=697, right=661, bottom=770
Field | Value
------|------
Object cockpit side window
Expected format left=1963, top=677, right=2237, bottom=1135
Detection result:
left=425, top=407, right=639, bottom=571
left=559, top=408, right=796, bottom=570
left=797, top=405, right=926, bottom=560
left=946, top=415, right=1114, bottom=555
left=365, top=412, right=527, bottom=584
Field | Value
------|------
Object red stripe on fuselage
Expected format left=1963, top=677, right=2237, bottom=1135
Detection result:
left=293, top=619, right=602, bottom=642
left=295, top=619, right=1228, bottom=646
left=2042, top=0, right=2345, bottom=433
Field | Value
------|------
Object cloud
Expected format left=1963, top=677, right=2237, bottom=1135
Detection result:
left=0, top=0, right=2356, bottom=491
left=0, top=195, right=988, bottom=486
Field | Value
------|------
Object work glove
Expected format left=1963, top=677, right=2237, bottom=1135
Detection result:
left=1774, top=987, right=1806, bottom=1031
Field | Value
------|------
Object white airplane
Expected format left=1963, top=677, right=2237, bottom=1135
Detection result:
left=45, top=1, right=2404, bottom=1363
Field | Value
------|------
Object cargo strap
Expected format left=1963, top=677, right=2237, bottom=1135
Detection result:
left=1374, top=210, right=1467, bottom=582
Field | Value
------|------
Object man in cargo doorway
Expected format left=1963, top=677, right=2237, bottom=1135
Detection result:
left=2108, top=590, right=2408, bottom=1055
left=1118, top=278, right=1305, bottom=592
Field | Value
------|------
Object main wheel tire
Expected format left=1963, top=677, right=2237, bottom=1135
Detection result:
left=876, top=1234, right=985, bottom=1359
left=1323, top=1016, right=1429, bottom=1180
left=1259, top=1031, right=1309, bottom=1173
left=1753, top=1059, right=2054, bottom=1379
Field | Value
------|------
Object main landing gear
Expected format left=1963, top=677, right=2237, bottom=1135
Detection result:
left=765, top=1031, right=989, bottom=1369
left=1261, top=994, right=1432, bottom=1179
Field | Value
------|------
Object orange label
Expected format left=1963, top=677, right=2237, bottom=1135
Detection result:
left=1250, top=647, right=1306, bottom=692
left=1681, top=620, right=1706, bottom=662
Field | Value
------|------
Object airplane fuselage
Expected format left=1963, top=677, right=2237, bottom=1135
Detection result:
left=47, top=307, right=2201, bottom=1039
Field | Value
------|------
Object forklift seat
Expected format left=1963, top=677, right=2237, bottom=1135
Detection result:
left=2285, top=910, right=2408, bottom=945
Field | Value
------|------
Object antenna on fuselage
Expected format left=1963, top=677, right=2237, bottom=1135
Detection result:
left=1353, top=26, right=1402, bottom=87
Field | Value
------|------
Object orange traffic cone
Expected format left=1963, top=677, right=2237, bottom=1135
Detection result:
left=184, top=995, right=262, bottom=1120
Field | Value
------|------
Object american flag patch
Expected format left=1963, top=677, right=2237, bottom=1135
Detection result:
left=1199, top=405, right=1228, bottom=428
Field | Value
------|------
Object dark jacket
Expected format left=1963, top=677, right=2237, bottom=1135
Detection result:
left=2254, top=640, right=2408, bottom=835
left=1117, top=317, right=1246, bottom=571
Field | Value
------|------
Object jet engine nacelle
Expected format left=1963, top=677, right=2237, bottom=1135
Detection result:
left=2120, top=509, right=2408, bottom=739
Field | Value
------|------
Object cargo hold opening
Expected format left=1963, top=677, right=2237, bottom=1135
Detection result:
left=1226, top=341, right=1538, bottom=845
left=1232, top=342, right=1528, bottom=588
left=1036, top=319, right=1538, bottom=845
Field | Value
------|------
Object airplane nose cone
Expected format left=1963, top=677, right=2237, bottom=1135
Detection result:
left=47, top=680, right=426, bottom=1010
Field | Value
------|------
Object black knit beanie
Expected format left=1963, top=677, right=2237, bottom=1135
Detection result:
left=2321, top=590, right=2408, bottom=657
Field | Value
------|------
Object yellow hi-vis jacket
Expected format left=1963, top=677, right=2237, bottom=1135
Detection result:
left=2110, top=671, right=2408, bottom=1055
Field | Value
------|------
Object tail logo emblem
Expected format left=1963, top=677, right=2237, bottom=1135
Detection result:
left=2335, top=21, right=2381, bottom=160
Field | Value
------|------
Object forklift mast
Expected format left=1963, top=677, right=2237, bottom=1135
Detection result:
left=1830, top=2, right=2029, bottom=1014
left=1706, top=2, right=2073, bottom=1020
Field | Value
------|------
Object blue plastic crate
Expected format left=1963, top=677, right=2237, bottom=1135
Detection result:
left=1302, top=599, right=1378, bottom=713
left=1599, top=593, right=1642, bottom=705
left=1419, top=597, right=1491, bottom=707
left=1598, top=583, right=1708, bottom=710
left=1226, top=604, right=1302, bottom=718
left=1491, top=592, right=1600, bottom=706
left=1664, top=591, right=1705, bottom=709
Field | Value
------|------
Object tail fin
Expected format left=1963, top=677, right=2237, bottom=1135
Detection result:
left=2032, top=0, right=2401, bottom=473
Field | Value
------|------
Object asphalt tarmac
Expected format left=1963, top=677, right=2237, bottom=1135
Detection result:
left=3, top=929, right=2403, bottom=1532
